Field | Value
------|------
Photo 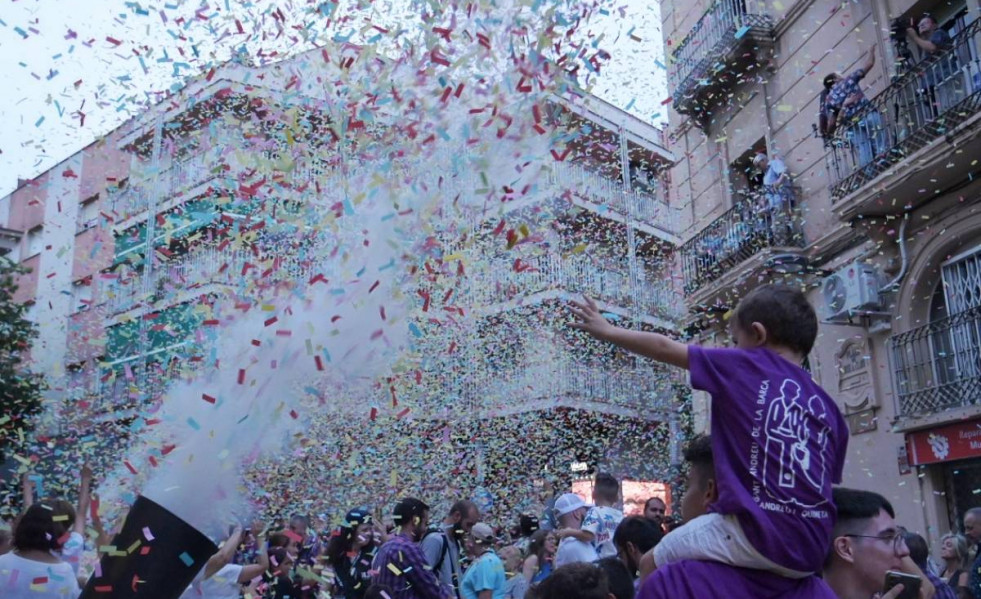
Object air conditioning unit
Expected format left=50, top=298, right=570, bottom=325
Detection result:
left=822, top=263, right=882, bottom=321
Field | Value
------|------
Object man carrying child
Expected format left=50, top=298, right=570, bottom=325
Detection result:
left=570, top=284, right=849, bottom=595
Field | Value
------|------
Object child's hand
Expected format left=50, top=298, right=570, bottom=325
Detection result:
left=569, top=296, right=615, bottom=339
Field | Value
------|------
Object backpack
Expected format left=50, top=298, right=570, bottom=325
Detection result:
left=424, top=529, right=460, bottom=598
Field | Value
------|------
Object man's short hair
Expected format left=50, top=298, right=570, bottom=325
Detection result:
left=683, top=434, right=714, bottom=484
left=450, top=499, right=477, bottom=519
left=734, top=284, right=818, bottom=356
left=613, top=515, right=664, bottom=554
left=964, top=506, right=981, bottom=521
left=596, top=557, right=635, bottom=599
left=593, top=472, right=619, bottom=503
left=394, top=497, right=430, bottom=526
left=644, top=497, right=666, bottom=511
left=831, top=488, right=895, bottom=538
left=823, top=73, right=838, bottom=90
left=534, top=563, right=609, bottom=599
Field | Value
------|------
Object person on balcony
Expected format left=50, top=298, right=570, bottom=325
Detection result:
left=822, top=45, right=885, bottom=172
left=906, top=14, right=957, bottom=116
left=906, top=14, right=952, bottom=56
left=752, top=153, right=796, bottom=246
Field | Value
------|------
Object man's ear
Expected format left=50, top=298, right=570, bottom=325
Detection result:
left=703, top=478, right=718, bottom=506
left=750, top=322, right=768, bottom=346
left=832, top=536, right=854, bottom=564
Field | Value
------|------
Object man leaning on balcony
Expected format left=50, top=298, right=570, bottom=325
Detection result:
left=905, top=13, right=952, bottom=56
left=822, top=45, right=884, bottom=170
left=906, top=14, right=956, bottom=116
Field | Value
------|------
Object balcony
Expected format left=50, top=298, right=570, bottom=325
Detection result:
left=112, top=151, right=221, bottom=223
left=827, top=19, right=981, bottom=212
left=470, top=253, right=684, bottom=322
left=104, top=247, right=314, bottom=315
left=680, top=186, right=804, bottom=296
left=890, top=306, right=981, bottom=421
left=466, top=356, right=676, bottom=418
left=670, top=0, right=775, bottom=119
left=545, top=163, right=676, bottom=237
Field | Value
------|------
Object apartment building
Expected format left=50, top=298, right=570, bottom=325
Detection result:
left=662, top=0, right=981, bottom=543
left=1, top=44, right=686, bottom=516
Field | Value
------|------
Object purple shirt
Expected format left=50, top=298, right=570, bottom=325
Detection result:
left=689, top=346, right=849, bottom=572
left=637, top=560, right=838, bottom=599
left=372, top=533, right=452, bottom=599
left=926, top=569, right=958, bottom=599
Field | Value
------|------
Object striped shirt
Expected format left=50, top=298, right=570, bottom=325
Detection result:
left=372, top=533, right=452, bottom=599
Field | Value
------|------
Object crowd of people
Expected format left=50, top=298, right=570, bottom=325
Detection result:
left=1, top=285, right=980, bottom=599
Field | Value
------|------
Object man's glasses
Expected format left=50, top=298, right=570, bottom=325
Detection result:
left=843, top=526, right=908, bottom=555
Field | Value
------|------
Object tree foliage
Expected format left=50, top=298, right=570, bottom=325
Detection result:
left=0, top=256, right=45, bottom=464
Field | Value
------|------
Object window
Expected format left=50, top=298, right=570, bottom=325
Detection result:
left=71, top=278, right=93, bottom=312
left=26, top=226, right=44, bottom=257
left=77, top=195, right=100, bottom=233
left=917, top=245, right=981, bottom=405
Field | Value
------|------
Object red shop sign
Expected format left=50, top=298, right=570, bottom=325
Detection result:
left=907, top=419, right=981, bottom=466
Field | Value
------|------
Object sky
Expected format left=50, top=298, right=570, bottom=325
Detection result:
left=0, top=0, right=667, bottom=198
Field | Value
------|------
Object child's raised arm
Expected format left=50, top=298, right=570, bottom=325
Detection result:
left=569, top=296, right=689, bottom=370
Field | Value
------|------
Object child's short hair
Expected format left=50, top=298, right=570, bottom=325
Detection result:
left=593, top=472, right=619, bottom=503
left=734, top=284, right=818, bottom=355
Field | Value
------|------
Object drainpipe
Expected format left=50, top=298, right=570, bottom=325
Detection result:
left=881, top=213, right=909, bottom=291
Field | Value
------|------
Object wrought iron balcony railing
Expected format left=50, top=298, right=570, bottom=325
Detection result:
left=890, top=305, right=981, bottom=419
left=113, top=151, right=221, bottom=220
left=470, top=252, right=684, bottom=320
left=670, top=0, right=775, bottom=113
left=827, top=18, right=981, bottom=199
left=544, top=163, right=676, bottom=235
left=463, top=357, right=674, bottom=413
left=680, top=186, right=803, bottom=295
left=104, top=247, right=315, bottom=314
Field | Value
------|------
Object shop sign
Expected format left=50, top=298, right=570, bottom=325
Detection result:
left=906, top=419, right=981, bottom=466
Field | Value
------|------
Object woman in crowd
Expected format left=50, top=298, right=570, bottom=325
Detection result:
left=0, top=503, right=81, bottom=598
left=939, top=532, right=970, bottom=594
left=325, top=508, right=381, bottom=599
left=521, top=529, right=556, bottom=584
left=460, top=522, right=507, bottom=599
left=266, top=535, right=301, bottom=599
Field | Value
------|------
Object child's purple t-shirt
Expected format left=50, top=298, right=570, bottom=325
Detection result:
left=688, top=345, right=849, bottom=573
left=637, top=560, right=839, bottom=599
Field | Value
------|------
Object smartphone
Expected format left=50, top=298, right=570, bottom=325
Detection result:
left=883, top=570, right=921, bottom=599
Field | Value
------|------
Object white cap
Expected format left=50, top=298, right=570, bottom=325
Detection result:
left=553, top=493, right=591, bottom=517
left=471, top=522, right=496, bottom=545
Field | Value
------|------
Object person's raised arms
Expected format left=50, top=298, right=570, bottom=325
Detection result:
left=569, top=296, right=689, bottom=369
